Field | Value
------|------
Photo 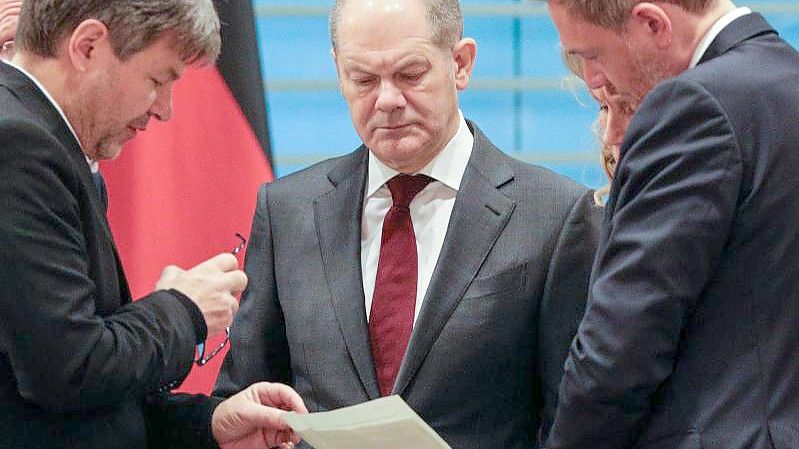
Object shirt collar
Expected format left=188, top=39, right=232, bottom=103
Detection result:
left=367, top=110, right=473, bottom=197
left=3, top=60, right=94, bottom=172
left=690, top=6, right=752, bottom=68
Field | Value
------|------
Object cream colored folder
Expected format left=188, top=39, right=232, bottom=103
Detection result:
left=283, top=395, right=452, bottom=449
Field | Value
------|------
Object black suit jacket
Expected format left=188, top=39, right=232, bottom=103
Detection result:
left=0, top=62, right=220, bottom=448
left=545, top=14, right=799, bottom=449
left=215, top=122, right=601, bottom=449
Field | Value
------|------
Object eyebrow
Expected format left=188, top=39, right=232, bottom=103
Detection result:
left=167, top=68, right=181, bottom=81
left=342, top=54, right=431, bottom=73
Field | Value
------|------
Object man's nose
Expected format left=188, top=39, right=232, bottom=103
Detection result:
left=375, top=79, right=406, bottom=112
left=149, top=86, right=173, bottom=122
left=582, top=60, right=608, bottom=90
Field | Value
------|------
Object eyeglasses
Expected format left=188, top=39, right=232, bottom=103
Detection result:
left=231, top=232, right=246, bottom=255
left=196, top=233, right=247, bottom=366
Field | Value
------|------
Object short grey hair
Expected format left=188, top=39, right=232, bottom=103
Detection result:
left=547, top=0, right=716, bottom=29
left=330, top=0, right=463, bottom=49
left=15, top=0, right=220, bottom=63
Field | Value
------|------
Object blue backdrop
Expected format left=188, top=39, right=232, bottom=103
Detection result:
left=251, top=1, right=799, bottom=188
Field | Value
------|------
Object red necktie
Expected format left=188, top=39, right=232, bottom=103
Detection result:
left=369, top=174, right=434, bottom=396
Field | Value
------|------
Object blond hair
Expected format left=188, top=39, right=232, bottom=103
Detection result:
left=549, top=0, right=716, bottom=29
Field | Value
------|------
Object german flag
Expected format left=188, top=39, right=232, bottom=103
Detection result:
left=102, top=0, right=273, bottom=394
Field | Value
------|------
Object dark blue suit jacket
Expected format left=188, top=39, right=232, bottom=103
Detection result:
left=546, top=13, right=799, bottom=449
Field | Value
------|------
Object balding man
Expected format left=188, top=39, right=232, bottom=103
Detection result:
left=214, top=0, right=600, bottom=448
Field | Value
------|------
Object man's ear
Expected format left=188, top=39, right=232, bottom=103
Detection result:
left=628, top=2, right=673, bottom=49
left=66, top=19, right=113, bottom=72
left=451, top=37, right=476, bottom=91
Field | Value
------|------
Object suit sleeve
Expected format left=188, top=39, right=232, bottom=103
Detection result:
left=214, top=183, right=292, bottom=398
left=536, top=188, right=601, bottom=441
left=145, top=392, right=224, bottom=449
left=0, top=120, right=198, bottom=413
left=544, top=79, right=743, bottom=448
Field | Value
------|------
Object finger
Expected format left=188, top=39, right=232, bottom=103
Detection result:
left=273, top=430, right=299, bottom=448
left=217, top=269, right=248, bottom=294
left=228, top=294, right=240, bottom=317
left=256, top=383, right=309, bottom=414
left=201, top=252, right=240, bottom=272
left=155, top=265, right=183, bottom=289
left=247, top=404, right=293, bottom=436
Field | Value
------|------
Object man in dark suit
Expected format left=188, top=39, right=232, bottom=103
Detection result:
left=0, top=1, right=306, bottom=448
left=543, top=1, right=799, bottom=448
left=214, top=0, right=600, bottom=447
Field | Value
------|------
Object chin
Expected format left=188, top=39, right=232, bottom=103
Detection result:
left=95, top=143, right=125, bottom=161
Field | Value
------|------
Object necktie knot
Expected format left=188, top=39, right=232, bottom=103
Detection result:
left=386, top=174, right=434, bottom=208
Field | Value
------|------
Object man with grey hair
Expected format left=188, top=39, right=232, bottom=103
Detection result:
left=0, top=1, right=307, bottom=448
left=215, top=0, right=600, bottom=448
left=542, top=1, right=799, bottom=448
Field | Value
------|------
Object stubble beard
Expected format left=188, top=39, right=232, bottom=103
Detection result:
left=621, top=39, right=676, bottom=108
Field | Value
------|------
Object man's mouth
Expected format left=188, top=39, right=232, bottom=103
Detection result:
left=378, top=123, right=410, bottom=131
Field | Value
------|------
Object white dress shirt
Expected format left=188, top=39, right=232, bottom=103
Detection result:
left=689, top=6, right=752, bottom=68
left=361, top=111, right=474, bottom=324
left=2, top=60, right=97, bottom=172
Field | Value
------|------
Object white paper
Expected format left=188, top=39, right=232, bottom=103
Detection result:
left=283, top=395, right=452, bottom=449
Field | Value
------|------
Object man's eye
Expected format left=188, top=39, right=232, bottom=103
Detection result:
left=352, top=77, right=375, bottom=86
left=401, top=72, right=424, bottom=81
left=152, top=78, right=164, bottom=87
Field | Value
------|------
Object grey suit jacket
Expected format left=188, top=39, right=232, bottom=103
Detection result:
left=216, top=122, right=600, bottom=449
left=545, top=14, right=799, bottom=449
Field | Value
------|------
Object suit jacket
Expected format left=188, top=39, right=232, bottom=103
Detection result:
left=215, top=121, right=601, bottom=449
left=0, top=61, right=220, bottom=448
left=545, top=13, right=799, bottom=449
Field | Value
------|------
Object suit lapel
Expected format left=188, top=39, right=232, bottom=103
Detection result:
left=393, top=123, right=516, bottom=396
left=313, top=148, right=381, bottom=399
left=698, top=13, right=775, bottom=65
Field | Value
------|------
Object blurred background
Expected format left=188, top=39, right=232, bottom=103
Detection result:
left=254, top=0, right=799, bottom=188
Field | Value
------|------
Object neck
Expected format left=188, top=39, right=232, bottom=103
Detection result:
left=669, top=0, right=738, bottom=69
left=11, top=51, right=92, bottom=157
left=12, top=52, right=69, bottom=105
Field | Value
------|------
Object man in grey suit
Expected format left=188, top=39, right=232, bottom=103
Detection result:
left=215, top=0, right=600, bottom=447
left=543, top=1, right=799, bottom=448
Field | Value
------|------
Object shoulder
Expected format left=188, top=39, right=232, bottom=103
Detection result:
left=469, top=124, right=590, bottom=204
left=257, top=147, right=366, bottom=199
left=669, top=30, right=799, bottom=117
left=508, top=156, right=589, bottom=196
left=0, top=115, right=69, bottom=167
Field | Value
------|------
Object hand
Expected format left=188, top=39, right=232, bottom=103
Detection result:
left=155, top=253, right=247, bottom=337
left=212, top=382, right=309, bottom=449
left=0, top=1, right=22, bottom=51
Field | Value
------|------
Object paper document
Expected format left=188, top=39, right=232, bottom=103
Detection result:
left=283, top=395, right=452, bottom=449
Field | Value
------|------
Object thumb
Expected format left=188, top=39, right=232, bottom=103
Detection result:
left=245, top=403, right=292, bottom=433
